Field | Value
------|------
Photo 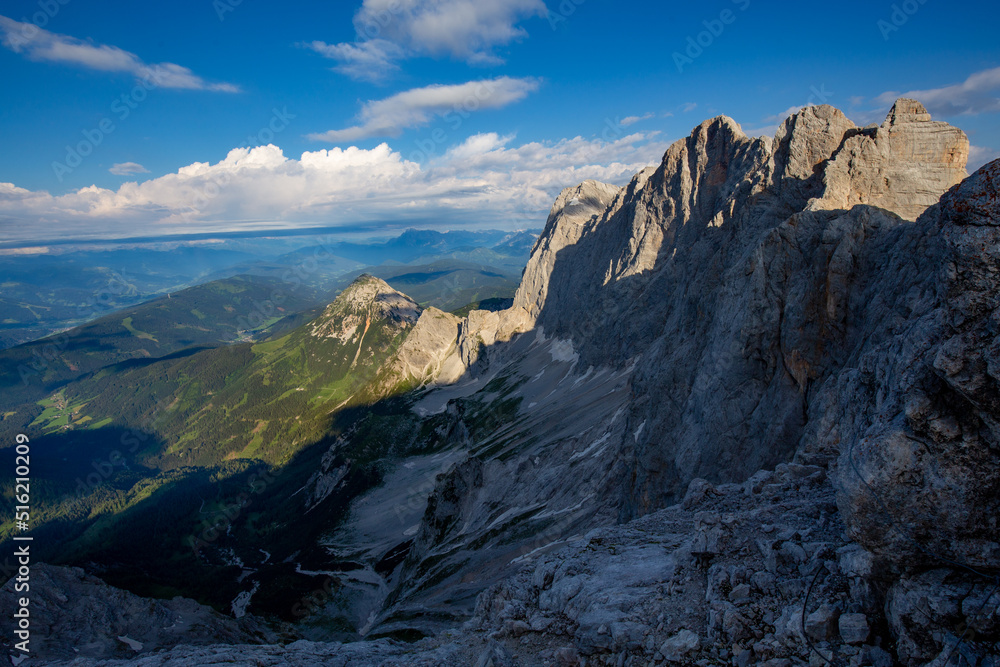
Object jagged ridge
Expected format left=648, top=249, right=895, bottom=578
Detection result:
left=9, top=100, right=1000, bottom=666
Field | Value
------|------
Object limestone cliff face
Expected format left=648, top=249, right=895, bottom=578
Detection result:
left=812, top=98, right=970, bottom=220
left=513, top=179, right=623, bottom=322
left=497, top=100, right=974, bottom=517
left=375, top=307, right=467, bottom=391
left=365, top=100, right=989, bottom=639
left=493, top=99, right=992, bottom=578
left=830, top=158, right=1000, bottom=570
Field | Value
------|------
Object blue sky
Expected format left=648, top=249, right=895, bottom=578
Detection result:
left=1, top=0, right=998, bottom=245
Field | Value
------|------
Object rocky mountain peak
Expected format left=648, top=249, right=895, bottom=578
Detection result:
left=340, top=273, right=405, bottom=299
left=546, top=180, right=623, bottom=227
left=772, top=104, right=857, bottom=183
left=453, top=100, right=982, bottom=529
left=512, top=180, right=622, bottom=321
left=310, top=274, right=421, bottom=341
left=941, top=148, right=1000, bottom=225
left=812, top=97, right=969, bottom=220
left=885, top=96, right=933, bottom=124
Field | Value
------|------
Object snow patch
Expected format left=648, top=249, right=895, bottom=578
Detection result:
left=231, top=581, right=259, bottom=619
left=634, top=420, right=646, bottom=442
left=570, top=432, right=612, bottom=462
left=117, top=636, right=143, bottom=651
left=549, top=338, right=578, bottom=363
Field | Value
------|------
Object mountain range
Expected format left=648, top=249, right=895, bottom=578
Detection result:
left=0, top=228, right=536, bottom=351
left=2, top=99, right=999, bottom=666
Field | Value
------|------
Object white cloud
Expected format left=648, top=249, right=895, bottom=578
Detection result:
left=109, top=162, right=150, bottom=176
left=302, top=39, right=404, bottom=82
left=762, top=105, right=807, bottom=125
left=737, top=105, right=804, bottom=138
left=621, top=113, right=655, bottom=127
left=874, top=66, right=1000, bottom=117
left=308, top=76, right=541, bottom=142
left=0, top=132, right=669, bottom=244
left=969, top=145, right=1000, bottom=172
left=682, top=102, right=698, bottom=113
left=0, top=15, right=240, bottom=92
left=309, top=0, right=546, bottom=81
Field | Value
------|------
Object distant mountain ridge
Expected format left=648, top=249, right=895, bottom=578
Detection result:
left=0, top=228, right=538, bottom=351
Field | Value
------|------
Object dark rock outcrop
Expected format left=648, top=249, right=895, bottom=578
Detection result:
left=0, top=564, right=273, bottom=663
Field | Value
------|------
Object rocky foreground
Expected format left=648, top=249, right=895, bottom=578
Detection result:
left=4, top=100, right=1000, bottom=665
left=12, top=462, right=999, bottom=665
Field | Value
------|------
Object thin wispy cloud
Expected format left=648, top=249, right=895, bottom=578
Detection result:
left=762, top=105, right=808, bottom=124
left=0, top=131, right=668, bottom=244
left=303, top=39, right=404, bottom=82
left=307, top=76, right=541, bottom=142
left=0, top=15, right=240, bottom=92
left=969, top=145, right=1000, bottom=171
left=874, top=66, right=1000, bottom=117
left=621, top=113, right=655, bottom=127
left=109, top=162, right=150, bottom=176
left=308, top=0, right=547, bottom=82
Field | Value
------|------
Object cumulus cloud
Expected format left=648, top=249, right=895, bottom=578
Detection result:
left=874, top=66, right=1000, bottom=117
left=109, top=162, right=150, bottom=176
left=308, top=0, right=546, bottom=81
left=0, top=15, right=240, bottom=92
left=308, top=76, right=541, bottom=142
left=0, top=132, right=669, bottom=244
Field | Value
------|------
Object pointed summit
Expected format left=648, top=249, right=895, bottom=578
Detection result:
left=513, top=180, right=621, bottom=321
left=311, top=274, right=420, bottom=341
left=884, top=97, right=933, bottom=125
left=814, top=97, right=969, bottom=220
